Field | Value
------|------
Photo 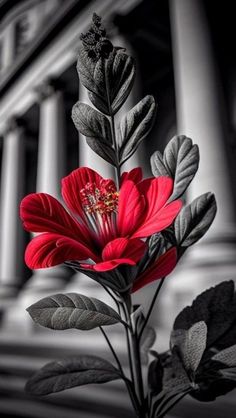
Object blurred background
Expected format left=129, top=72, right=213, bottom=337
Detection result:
left=0, top=0, right=236, bottom=416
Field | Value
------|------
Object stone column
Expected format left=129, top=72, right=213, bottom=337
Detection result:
left=0, top=118, right=25, bottom=300
left=22, top=80, right=71, bottom=305
left=156, top=0, right=236, bottom=339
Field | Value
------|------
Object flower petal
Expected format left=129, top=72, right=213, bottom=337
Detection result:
left=120, top=167, right=143, bottom=186
left=132, top=247, right=177, bottom=292
left=93, top=258, right=136, bottom=272
left=118, top=180, right=146, bottom=236
left=132, top=177, right=182, bottom=237
left=25, top=233, right=100, bottom=269
left=62, top=167, right=116, bottom=220
left=20, top=193, right=91, bottom=245
left=102, top=237, right=146, bottom=261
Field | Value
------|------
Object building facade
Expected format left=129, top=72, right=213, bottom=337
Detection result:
left=0, top=0, right=236, bottom=417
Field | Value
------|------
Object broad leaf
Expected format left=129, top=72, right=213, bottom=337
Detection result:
left=150, top=150, right=170, bottom=178
left=212, top=344, right=236, bottom=367
left=72, top=102, right=111, bottom=143
left=174, top=192, right=217, bottom=247
left=119, top=95, right=156, bottom=165
left=173, top=281, right=236, bottom=351
left=26, top=355, right=121, bottom=395
left=171, top=321, right=207, bottom=373
left=76, top=48, right=97, bottom=94
left=72, top=102, right=116, bottom=165
left=163, top=135, right=199, bottom=201
left=27, top=293, right=122, bottom=330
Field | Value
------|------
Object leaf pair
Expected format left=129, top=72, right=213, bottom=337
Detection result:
left=72, top=95, right=156, bottom=167
left=151, top=135, right=217, bottom=251
left=77, top=47, right=135, bottom=116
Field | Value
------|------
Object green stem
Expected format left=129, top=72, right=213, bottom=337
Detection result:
left=138, top=277, right=165, bottom=342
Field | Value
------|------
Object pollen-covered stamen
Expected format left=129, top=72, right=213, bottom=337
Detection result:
left=80, top=181, right=119, bottom=244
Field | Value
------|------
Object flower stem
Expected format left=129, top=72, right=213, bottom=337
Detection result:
left=104, top=60, right=120, bottom=188
left=99, top=326, right=140, bottom=415
left=138, top=277, right=165, bottom=342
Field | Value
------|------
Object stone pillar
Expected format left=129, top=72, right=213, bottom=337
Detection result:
left=22, top=80, right=71, bottom=305
left=156, top=0, right=236, bottom=339
left=0, top=118, right=25, bottom=300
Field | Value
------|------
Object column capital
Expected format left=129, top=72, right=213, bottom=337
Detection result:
left=5, top=116, right=25, bottom=135
left=35, top=78, right=64, bottom=102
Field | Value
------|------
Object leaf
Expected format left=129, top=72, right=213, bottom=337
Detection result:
left=173, top=281, right=236, bottom=351
left=27, top=293, right=122, bottom=330
left=174, top=192, right=217, bottom=247
left=72, top=102, right=111, bottom=142
left=140, top=326, right=156, bottom=364
left=26, top=355, right=121, bottom=395
left=107, top=50, right=136, bottom=114
left=212, top=344, right=236, bottom=367
left=171, top=321, right=207, bottom=373
left=148, top=357, right=163, bottom=395
left=77, top=48, right=135, bottom=116
left=71, top=102, right=117, bottom=165
left=163, top=135, right=199, bottom=201
left=119, top=95, right=156, bottom=165
left=150, top=151, right=170, bottom=178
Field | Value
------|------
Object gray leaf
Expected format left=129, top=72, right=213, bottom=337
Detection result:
left=220, top=367, right=236, bottom=381
left=76, top=48, right=97, bottom=94
left=72, top=102, right=111, bottom=143
left=150, top=151, right=170, bottom=177
left=140, top=325, right=156, bottom=364
left=212, top=344, right=236, bottom=367
left=25, top=355, right=121, bottom=395
left=171, top=321, right=207, bottom=373
left=163, top=135, right=199, bottom=201
left=174, top=192, right=217, bottom=247
left=119, top=95, right=156, bottom=165
left=27, top=293, right=122, bottom=330
left=108, top=51, right=136, bottom=114
left=72, top=102, right=117, bottom=165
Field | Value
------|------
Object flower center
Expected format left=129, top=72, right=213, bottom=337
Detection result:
left=80, top=181, right=119, bottom=216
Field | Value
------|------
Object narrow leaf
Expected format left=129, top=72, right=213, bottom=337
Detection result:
left=27, top=293, right=122, bottom=330
left=163, top=135, right=199, bottom=201
left=119, top=95, right=156, bottom=165
left=26, top=355, right=121, bottom=395
left=174, top=192, right=217, bottom=247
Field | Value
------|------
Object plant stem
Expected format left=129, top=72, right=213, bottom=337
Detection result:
left=138, top=277, right=165, bottom=341
left=100, top=326, right=141, bottom=415
left=104, top=61, right=120, bottom=189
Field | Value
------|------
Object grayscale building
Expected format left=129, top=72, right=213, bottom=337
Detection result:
left=0, top=0, right=236, bottom=417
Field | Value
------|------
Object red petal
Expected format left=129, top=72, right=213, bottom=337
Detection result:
left=120, top=168, right=143, bottom=186
left=90, top=238, right=146, bottom=272
left=62, top=167, right=116, bottom=220
left=102, top=237, right=146, bottom=262
left=20, top=193, right=91, bottom=245
left=25, top=233, right=100, bottom=269
left=132, top=247, right=177, bottom=292
left=132, top=200, right=182, bottom=238
left=93, top=258, right=136, bottom=272
left=132, top=177, right=182, bottom=238
left=118, top=180, right=146, bottom=236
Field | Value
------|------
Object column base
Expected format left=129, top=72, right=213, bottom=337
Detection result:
left=1, top=266, right=73, bottom=333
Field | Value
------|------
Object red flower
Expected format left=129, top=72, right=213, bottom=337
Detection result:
left=20, top=167, right=182, bottom=273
